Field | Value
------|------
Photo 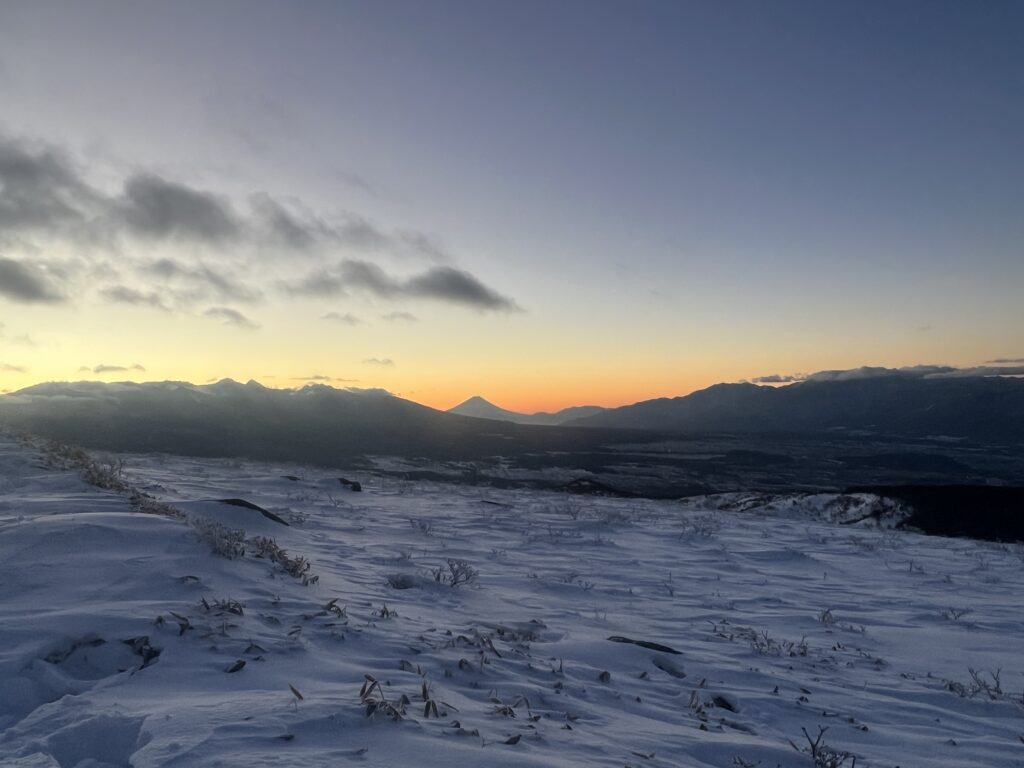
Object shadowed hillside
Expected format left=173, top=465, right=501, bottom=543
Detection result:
left=569, top=376, right=1024, bottom=445
left=847, top=484, right=1024, bottom=542
left=0, top=380, right=641, bottom=464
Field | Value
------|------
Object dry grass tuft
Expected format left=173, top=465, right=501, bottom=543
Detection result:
left=360, top=674, right=409, bottom=720
left=431, top=558, right=479, bottom=587
left=789, top=726, right=856, bottom=768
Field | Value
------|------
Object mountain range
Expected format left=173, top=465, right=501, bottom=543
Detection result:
left=567, top=374, right=1024, bottom=444
left=1, top=371, right=1022, bottom=469
left=448, top=373, right=1024, bottom=446
left=448, top=395, right=605, bottom=425
left=0, top=379, right=629, bottom=463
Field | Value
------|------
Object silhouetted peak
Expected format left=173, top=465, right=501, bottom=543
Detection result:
left=455, top=395, right=495, bottom=407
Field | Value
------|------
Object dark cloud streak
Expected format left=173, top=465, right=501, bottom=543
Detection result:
left=99, top=285, right=169, bottom=310
left=143, top=258, right=261, bottom=304
left=381, top=311, right=418, bottom=322
left=0, top=257, right=65, bottom=303
left=250, top=193, right=317, bottom=251
left=0, top=134, right=520, bottom=315
left=117, top=174, right=241, bottom=243
left=752, top=364, right=1024, bottom=385
left=79, top=363, right=146, bottom=374
left=287, top=259, right=519, bottom=312
left=321, top=311, right=361, bottom=325
left=405, top=266, right=518, bottom=311
left=0, top=136, right=101, bottom=235
left=283, top=268, right=347, bottom=298
left=203, top=306, right=259, bottom=329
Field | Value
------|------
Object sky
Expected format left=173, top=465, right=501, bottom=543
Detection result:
left=0, top=0, right=1021, bottom=412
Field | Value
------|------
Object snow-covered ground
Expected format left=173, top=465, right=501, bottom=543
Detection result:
left=1, top=436, right=1022, bottom=767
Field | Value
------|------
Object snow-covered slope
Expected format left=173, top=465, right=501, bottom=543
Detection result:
left=1, top=437, right=1022, bottom=767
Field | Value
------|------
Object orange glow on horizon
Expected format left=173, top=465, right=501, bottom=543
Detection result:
left=401, top=369, right=726, bottom=414
left=0, top=365, right=723, bottom=416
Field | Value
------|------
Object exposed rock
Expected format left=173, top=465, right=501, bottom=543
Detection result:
left=216, top=498, right=289, bottom=526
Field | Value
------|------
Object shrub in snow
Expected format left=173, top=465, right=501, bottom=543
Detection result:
left=789, top=726, right=857, bottom=768
left=191, top=518, right=246, bottom=559
left=942, top=668, right=1008, bottom=701
left=360, top=674, right=409, bottom=720
left=431, top=558, right=478, bottom=587
left=40, top=441, right=131, bottom=492
left=249, top=535, right=320, bottom=585
left=130, top=492, right=186, bottom=520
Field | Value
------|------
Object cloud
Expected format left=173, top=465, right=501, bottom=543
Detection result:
left=249, top=193, right=318, bottom=251
left=203, top=306, right=259, bottom=329
left=287, top=259, right=519, bottom=312
left=0, top=362, right=26, bottom=373
left=0, top=136, right=318, bottom=260
left=398, top=230, right=447, bottom=262
left=0, top=257, right=65, bottom=303
left=750, top=374, right=805, bottom=384
left=404, top=266, right=519, bottom=311
left=0, top=136, right=102, bottom=236
left=283, top=267, right=347, bottom=298
left=0, top=134, right=519, bottom=316
left=0, top=134, right=429, bottom=259
left=321, top=311, right=361, bottom=325
left=800, top=366, right=957, bottom=383
left=0, top=134, right=246, bottom=260
left=99, top=285, right=169, bottom=310
left=332, top=213, right=391, bottom=251
left=1, top=328, right=35, bottom=346
left=381, top=311, right=418, bottom=322
left=252, top=192, right=447, bottom=259
left=362, top=357, right=394, bottom=367
left=290, top=374, right=360, bottom=383
left=338, top=259, right=399, bottom=296
left=988, top=357, right=1024, bottom=364
left=753, top=364, right=1024, bottom=386
left=117, top=174, right=241, bottom=243
left=143, top=258, right=261, bottom=304
left=79, top=363, right=146, bottom=374
left=927, top=364, right=1024, bottom=378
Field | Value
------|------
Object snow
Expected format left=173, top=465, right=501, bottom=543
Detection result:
left=1, top=436, right=1022, bottom=767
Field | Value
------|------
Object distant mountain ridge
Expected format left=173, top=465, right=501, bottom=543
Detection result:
left=0, top=379, right=631, bottom=463
left=567, top=375, right=1024, bottom=444
left=3, top=373, right=1022, bottom=469
left=449, top=395, right=606, bottom=426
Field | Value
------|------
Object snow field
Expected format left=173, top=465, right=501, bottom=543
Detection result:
left=1, top=438, right=1022, bottom=767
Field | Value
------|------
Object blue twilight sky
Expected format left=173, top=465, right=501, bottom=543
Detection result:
left=0, top=1, right=1021, bottom=410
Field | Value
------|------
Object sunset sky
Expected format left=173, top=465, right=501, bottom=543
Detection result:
left=0, top=1, right=1021, bottom=412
